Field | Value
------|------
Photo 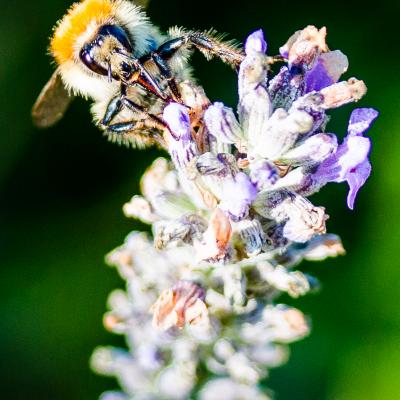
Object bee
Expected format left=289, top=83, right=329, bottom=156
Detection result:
left=32, top=0, right=245, bottom=147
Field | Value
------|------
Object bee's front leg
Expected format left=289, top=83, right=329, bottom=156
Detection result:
left=100, top=86, right=169, bottom=147
left=101, top=85, right=166, bottom=130
left=101, top=84, right=128, bottom=126
left=138, top=50, right=183, bottom=104
left=151, top=53, right=183, bottom=103
left=103, top=113, right=167, bottom=148
left=106, top=104, right=167, bottom=134
left=101, top=95, right=124, bottom=126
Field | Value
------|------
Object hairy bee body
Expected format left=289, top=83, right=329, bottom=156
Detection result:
left=33, top=0, right=243, bottom=147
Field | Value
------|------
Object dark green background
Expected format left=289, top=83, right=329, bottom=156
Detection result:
left=1, top=0, right=398, bottom=398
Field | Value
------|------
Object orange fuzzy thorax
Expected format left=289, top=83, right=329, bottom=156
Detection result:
left=50, top=0, right=116, bottom=65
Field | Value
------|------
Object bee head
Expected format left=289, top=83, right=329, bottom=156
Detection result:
left=79, top=24, right=134, bottom=79
left=49, top=0, right=159, bottom=99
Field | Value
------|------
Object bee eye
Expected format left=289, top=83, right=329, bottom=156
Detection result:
left=79, top=45, right=109, bottom=76
left=97, top=25, right=133, bottom=54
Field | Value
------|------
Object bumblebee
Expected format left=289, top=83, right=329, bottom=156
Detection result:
left=32, top=0, right=244, bottom=147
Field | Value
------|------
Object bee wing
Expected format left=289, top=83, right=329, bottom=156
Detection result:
left=32, top=69, right=74, bottom=128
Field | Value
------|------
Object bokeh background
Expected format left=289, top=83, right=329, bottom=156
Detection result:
left=1, top=0, right=399, bottom=398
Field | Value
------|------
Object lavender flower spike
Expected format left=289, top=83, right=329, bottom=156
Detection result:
left=92, top=27, right=378, bottom=400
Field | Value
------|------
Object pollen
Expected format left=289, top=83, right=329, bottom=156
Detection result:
left=50, top=0, right=116, bottom=64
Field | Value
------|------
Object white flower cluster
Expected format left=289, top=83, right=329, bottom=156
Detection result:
left=91, top=26, right=377, bottom=399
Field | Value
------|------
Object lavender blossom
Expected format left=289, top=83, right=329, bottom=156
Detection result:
left=92, top=26, right=378, bottom=399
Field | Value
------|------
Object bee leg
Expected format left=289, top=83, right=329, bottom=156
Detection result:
left=267, top=55, right=285, bottom=64
left=150, top=53, right=183, bottom=103
left=150, top=32, right=245, bottom=72
left=117, top=53, right=173, bottom=102
left=107, top=120, right=156, bottom=133
left=107, top=118, right=167, bottom=147
left=101, top=84, right=167, bottom=129
left=185, top=33, right=283, bottom=67
left=105, top=112, right=167, bottom=134
left=101, top=95, right=124, bottom=125
left=102, top=94, right=168, bottom=135
left=186, top=31, right=244, bottom=68
left=141, top=32, right=243, bottom=102
left=101, top=84, right=129, bottom=126
left=121, top=97, right=168, bottom=129
left=105, top=119, right=166, bottom=148
left=103, top=98, right=168, bottom=148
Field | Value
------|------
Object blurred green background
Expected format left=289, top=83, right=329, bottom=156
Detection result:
left=0, top=0, right=398, bottom=398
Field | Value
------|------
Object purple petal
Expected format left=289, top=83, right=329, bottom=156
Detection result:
left=305, top=60, right=333, bottom=92
left=249, top=160, right=279, bottom=190
left=346, top=159, right=371, bottom=209
left=245, top=29, right=267, bottom=55
left=220, top=172, right=257, bottom=221
left=238, top=46, right=272, bottom=143
left=204, top=102, right=242, bottom=144
left=163, top=103, right=198, bottom=168
left=314, top=128, right=373, bottom=209
left=316, top=136, right=370, bottom=181
left=336, top=136, right=371, bottom=179
left=163, top=103, right=191, bottom=140
left=305, top=50, right=348, bottom=92
left=279, top=133, right=338, bottom=166
left=347, top=108, right=379, bottom=137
